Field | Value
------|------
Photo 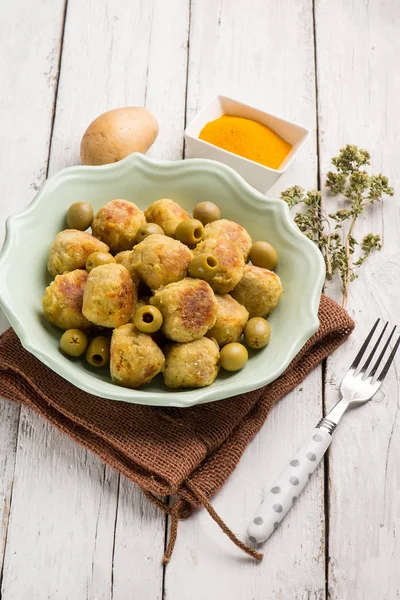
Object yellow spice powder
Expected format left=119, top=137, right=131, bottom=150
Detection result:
left=199, top=115, right=292, bottom=170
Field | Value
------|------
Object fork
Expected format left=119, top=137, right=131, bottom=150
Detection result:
left=247, top=319, right=400, bottom=545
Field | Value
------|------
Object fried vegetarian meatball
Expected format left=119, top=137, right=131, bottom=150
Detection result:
left=47, top=230, right=109, bottom=277
left=150, top=278, right=217, bottom=342
left=163, top=337, right=220, bottom=388
left=231, top=264, right=283, bottom=318
left=42, top=269, right=92, bottom=330
left=114, top=250, right=139, bottom=285
left=144, top=198, right=190, bottom=237
left=206, top=294, right=249, bottom=347
left=203, top=219, right=252, bottom=259
left=131, top=234, right=191, bottom=291
left=110, top=323, right=165, bottom=389
left=193, top=237, right=244, bottom=294
left=92, top=199, right=146, bottom=253
left=82, top=263, right=136, bottom=328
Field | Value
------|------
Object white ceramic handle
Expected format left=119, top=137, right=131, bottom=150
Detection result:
left=247, top=426, right=332, bottom=544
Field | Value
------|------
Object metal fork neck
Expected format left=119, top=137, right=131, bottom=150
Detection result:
left=317, top=397, right=350, bottom=435
left=316, top=417, right=337, bottom=435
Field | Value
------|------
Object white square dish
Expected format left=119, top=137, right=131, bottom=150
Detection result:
left=184, top=95, right=310, bottom=193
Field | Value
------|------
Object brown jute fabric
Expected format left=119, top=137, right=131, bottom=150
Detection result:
left=0, top=294, right=354, bottom=562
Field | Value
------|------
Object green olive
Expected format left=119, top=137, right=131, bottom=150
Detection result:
left=189, top=253, right=219, bottom=281
left=86, top=336, right=110, bottom=367
left=193, top=201, right=221, bottom=225
left=86, top=252, right=116, bottom=272
left=134, top=305, right=163, bottom=333
left=174, top=218, right=204, bottom=245
left=60, top=329, right=88, bottom=357
left=220, top=342, right=248, bottom=371
left=249, top=241, right=279, bottom=270
left=136, top=222, right=164, bottom=243
left=244, top=317, right=271, bottom=349
left=66, top=202, right=94, bottom=231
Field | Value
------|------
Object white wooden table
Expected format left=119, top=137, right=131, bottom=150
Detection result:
left=1, top=1, right=399, bottom=598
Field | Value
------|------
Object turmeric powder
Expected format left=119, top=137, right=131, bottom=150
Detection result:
left=199, top=115, right=292, bottom=170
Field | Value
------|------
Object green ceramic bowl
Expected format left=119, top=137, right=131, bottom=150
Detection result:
left=0, top=153, right=324, bottom=407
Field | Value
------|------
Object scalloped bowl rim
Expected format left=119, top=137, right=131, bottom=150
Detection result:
left=0, top=153, right=325, bottom=407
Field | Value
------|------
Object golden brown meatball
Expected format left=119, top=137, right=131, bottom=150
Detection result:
left=193, top=237, right=245, bottom=294
left=47, top=230, right=109, bottom=277
left=42, top=269, right=92, bottom=330
left=82, top=263, right=136, bottom=328
left=92, top=199, right=146, bottom=253
left=163, top=337, right=220, bottom=388
left=203, top=219, right=252, bottom=259
left=144, top=198, right=190, bottom=237
left=150, top=278, right=217, bottom=342
left=110, top=323, right=165, bottom=389
left=131, top=234, right=191, bottom=291
left=114, top=250, right=139, bottom=285
left=206, top=294, right=249, bottom=347
left=231, top=264, right=283, bottom=318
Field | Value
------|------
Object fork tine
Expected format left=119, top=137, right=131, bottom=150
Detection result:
left=376, top=334, right=400, bottom=382
left=369, top=325, right=397, bottom=378
left=350, top=318, right=380, bottom=370
left=360, top=321, right=388, bottom=374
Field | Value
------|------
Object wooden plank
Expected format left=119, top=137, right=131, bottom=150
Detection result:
left=111, top=478, right=167, bottom=600
left=2, top=410, right=119, bottom=600
left=0, top=403, right=19, bottom=576
left=0, top=0, right=67, bottom=329
left=109, top=1, right=190, bottom=594
left=0, top=0, right=67, bottom=589
left=49, top=0, right=189, bottom=172
left=1, top=0, right=190, bottom=597
left=165, top=1, right=326, bottom=598
left=165, top=388, right=326, bottom=600
left=0, top=0, right=66, bottom=243
left=108, top=1, right=190, bottom=596
left=315, top=0, right=400, bottom=598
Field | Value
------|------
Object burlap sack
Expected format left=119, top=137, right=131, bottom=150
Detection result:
left=0, top=294, right=354, bottom=562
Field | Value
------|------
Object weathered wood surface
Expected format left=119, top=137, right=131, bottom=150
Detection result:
left=165, top=1, right=325, bottom=599
left=316, top=0, right=400, bottom=598
left=0, top=0, right=67, bottom=590
left=1, top=0, right=399, bottom=597
left=0, top=0, right=189, bottom=598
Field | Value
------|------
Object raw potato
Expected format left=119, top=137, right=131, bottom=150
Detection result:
left=80, top=107, right=159, bottom=166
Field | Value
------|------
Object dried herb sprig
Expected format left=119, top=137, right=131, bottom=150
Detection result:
left=281, top=145, right=394, bottom=308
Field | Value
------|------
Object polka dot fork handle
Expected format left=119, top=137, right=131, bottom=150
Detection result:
left=247, top=319, right=400, bottom=545
left=247, top=425, right=333, bottom=544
